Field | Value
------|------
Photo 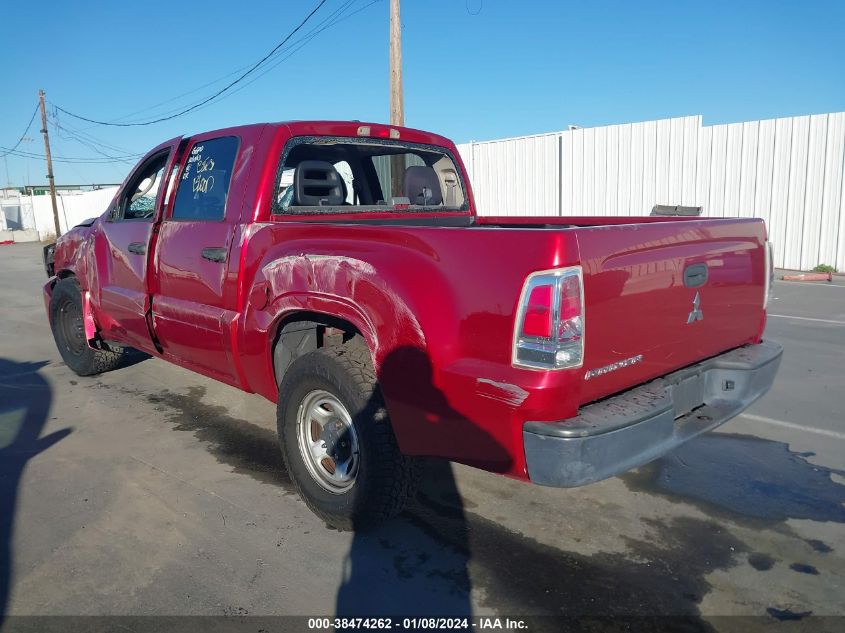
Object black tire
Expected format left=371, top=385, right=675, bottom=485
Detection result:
left=277, top=340, right=419, bottom=530
left=49, top=277, right=122, bottom=376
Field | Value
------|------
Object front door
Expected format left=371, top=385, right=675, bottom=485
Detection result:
left=94, top=140, right=179, bottom=352
left=150, top=133, right=244, bottom=383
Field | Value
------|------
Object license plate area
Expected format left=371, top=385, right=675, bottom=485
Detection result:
left=671, top=374, right=706, bottom=419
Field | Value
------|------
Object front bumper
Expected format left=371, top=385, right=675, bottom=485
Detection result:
left=43, top=277, right=56, bottom=323
left=523, top=341, right=783, bottom=487
left=43, top=242, right=56, bottom=277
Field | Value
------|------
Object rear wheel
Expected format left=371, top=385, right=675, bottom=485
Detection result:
left=49, top=278, right=122, bottom=376
left=277, top=340, right=419, bottom=530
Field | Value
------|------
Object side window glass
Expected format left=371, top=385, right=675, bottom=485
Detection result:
left=334, top=160, right=355, bottom=204
left=171, top=136, right=239, bottom=221
left=118, top=153, right=169, bottom=221
left=125, top=166, right=164, bottom=220
left=276, top=168, right=296, bottom=209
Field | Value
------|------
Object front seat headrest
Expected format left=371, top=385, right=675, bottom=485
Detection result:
left=295, top=160, right=344, bottom=206
left=403, top=166, right=443, bottom=206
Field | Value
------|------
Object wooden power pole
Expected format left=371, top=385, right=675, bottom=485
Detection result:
left=38, top=89, right=62, bottom=238
left=389, top=0, right=404, bottom=198
left=389, top=0, right=404, bottom=128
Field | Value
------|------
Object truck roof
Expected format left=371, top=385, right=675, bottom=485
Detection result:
left=184, top=121, right=455, bottom=149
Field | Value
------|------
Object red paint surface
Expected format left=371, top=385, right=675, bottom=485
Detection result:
left=46, top=121, right=769, bottom=480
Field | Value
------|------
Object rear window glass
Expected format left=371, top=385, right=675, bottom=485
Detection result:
left=273, top=137, right=467, bottom=214
left=172, top=136, right=239, bottom=221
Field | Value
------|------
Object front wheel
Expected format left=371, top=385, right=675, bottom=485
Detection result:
left=49, top=278, right=122, bottom=376
left=277, top=341, right=419, bottom=530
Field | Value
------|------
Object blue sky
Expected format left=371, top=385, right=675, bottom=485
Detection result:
left=1, top=0, right=843, bottom=185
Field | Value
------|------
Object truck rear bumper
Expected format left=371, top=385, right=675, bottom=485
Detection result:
left=523, top=340, right=783, bottom=487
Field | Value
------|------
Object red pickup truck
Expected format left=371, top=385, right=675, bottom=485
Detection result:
left=43, top=121, right=782, bottom=529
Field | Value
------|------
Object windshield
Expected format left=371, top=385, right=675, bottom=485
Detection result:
left=273, top=137, right=467, bottom=214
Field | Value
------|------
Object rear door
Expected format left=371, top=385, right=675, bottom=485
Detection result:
left=575, top=218, right=766, bottom=404
left=150, top=133, right=244, bottom=383
left=93, top=140, right=180, bottom=352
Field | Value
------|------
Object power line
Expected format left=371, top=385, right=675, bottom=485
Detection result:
left=99, top=1, right=367, bottom=125
left=50, top=0, right=380, bottom=131
left=51, top=113, right=142, bottom=156
left=54, top=129, right=140, bottom=164
left=0, top=103, right=39, bottom=158
left=54, top=0, right=328, bottom=127
left=207, top=0, right=381, bottom=108
left=3, top=0, right=379, bottom=177
left=0, top=145, right=141, bottom=164
left=466, top=0, right=483, bottom=16
left=49, top=127, right=130, bottom=183
left=143, top=0, right=381, bottom=121
left=58, top=153, right=94, bottom=186
left=102, top=64, right=255, bottom=125
left=50, top=116, right=142, bottom=163
left=0, top=114, right=143, bottom=168
left=111, top=0, right=370, bottom=124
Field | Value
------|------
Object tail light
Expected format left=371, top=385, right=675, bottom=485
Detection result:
left=512, top=267, right=584, bottom=370
left=764, top=241, right=774, bottom=309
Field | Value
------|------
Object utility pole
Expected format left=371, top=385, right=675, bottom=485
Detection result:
left=389, top=0, right=403, bottom=128
left=39, top=89, right=62, bottom=238
left=389, top=0, right=404, bottom=198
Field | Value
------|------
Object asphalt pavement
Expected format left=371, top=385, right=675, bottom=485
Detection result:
left=0, top=242, right=842, bottom=632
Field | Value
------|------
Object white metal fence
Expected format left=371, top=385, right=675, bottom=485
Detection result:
left=457, top=112, right=845, bottom=271
left=1, top=187, right=118, bottom=239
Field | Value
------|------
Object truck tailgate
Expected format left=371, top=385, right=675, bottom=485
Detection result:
left=575, top=218, right=767, bottom=405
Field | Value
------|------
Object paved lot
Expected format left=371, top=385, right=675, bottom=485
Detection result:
left=0, top=242, right=843, bottom=630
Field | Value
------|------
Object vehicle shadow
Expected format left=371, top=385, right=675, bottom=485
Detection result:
left=334, top=458, right=473, bottom=618
left=335, top=347, right=480, bottom=620
left=140, top=346, right=760, bottom=630
left=331, top=348, right=755, bottom=632
left=0, top=359, right=69, bottom=624
left=115, top=348, right=152, bottom=371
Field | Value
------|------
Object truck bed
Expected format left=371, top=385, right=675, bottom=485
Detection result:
left=238, top=214, right=767, bottom=477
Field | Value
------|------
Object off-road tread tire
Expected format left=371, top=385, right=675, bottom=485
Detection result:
left=277, top=340, right=420, bottom=530
left=50, top=278, right=122, bottom=376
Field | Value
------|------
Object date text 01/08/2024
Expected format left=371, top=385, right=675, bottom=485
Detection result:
left=306, top=618, right=528, bottom=630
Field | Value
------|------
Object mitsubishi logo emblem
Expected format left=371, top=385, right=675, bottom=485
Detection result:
left=687, top=292, right=704, bottom=324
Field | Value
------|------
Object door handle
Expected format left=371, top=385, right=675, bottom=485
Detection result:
left=127, top=242, right=146, bottom=255
left=201, top=247, right=227, bottom=263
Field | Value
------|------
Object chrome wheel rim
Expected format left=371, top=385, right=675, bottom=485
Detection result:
left=296, top=389, right=359, bottom=494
